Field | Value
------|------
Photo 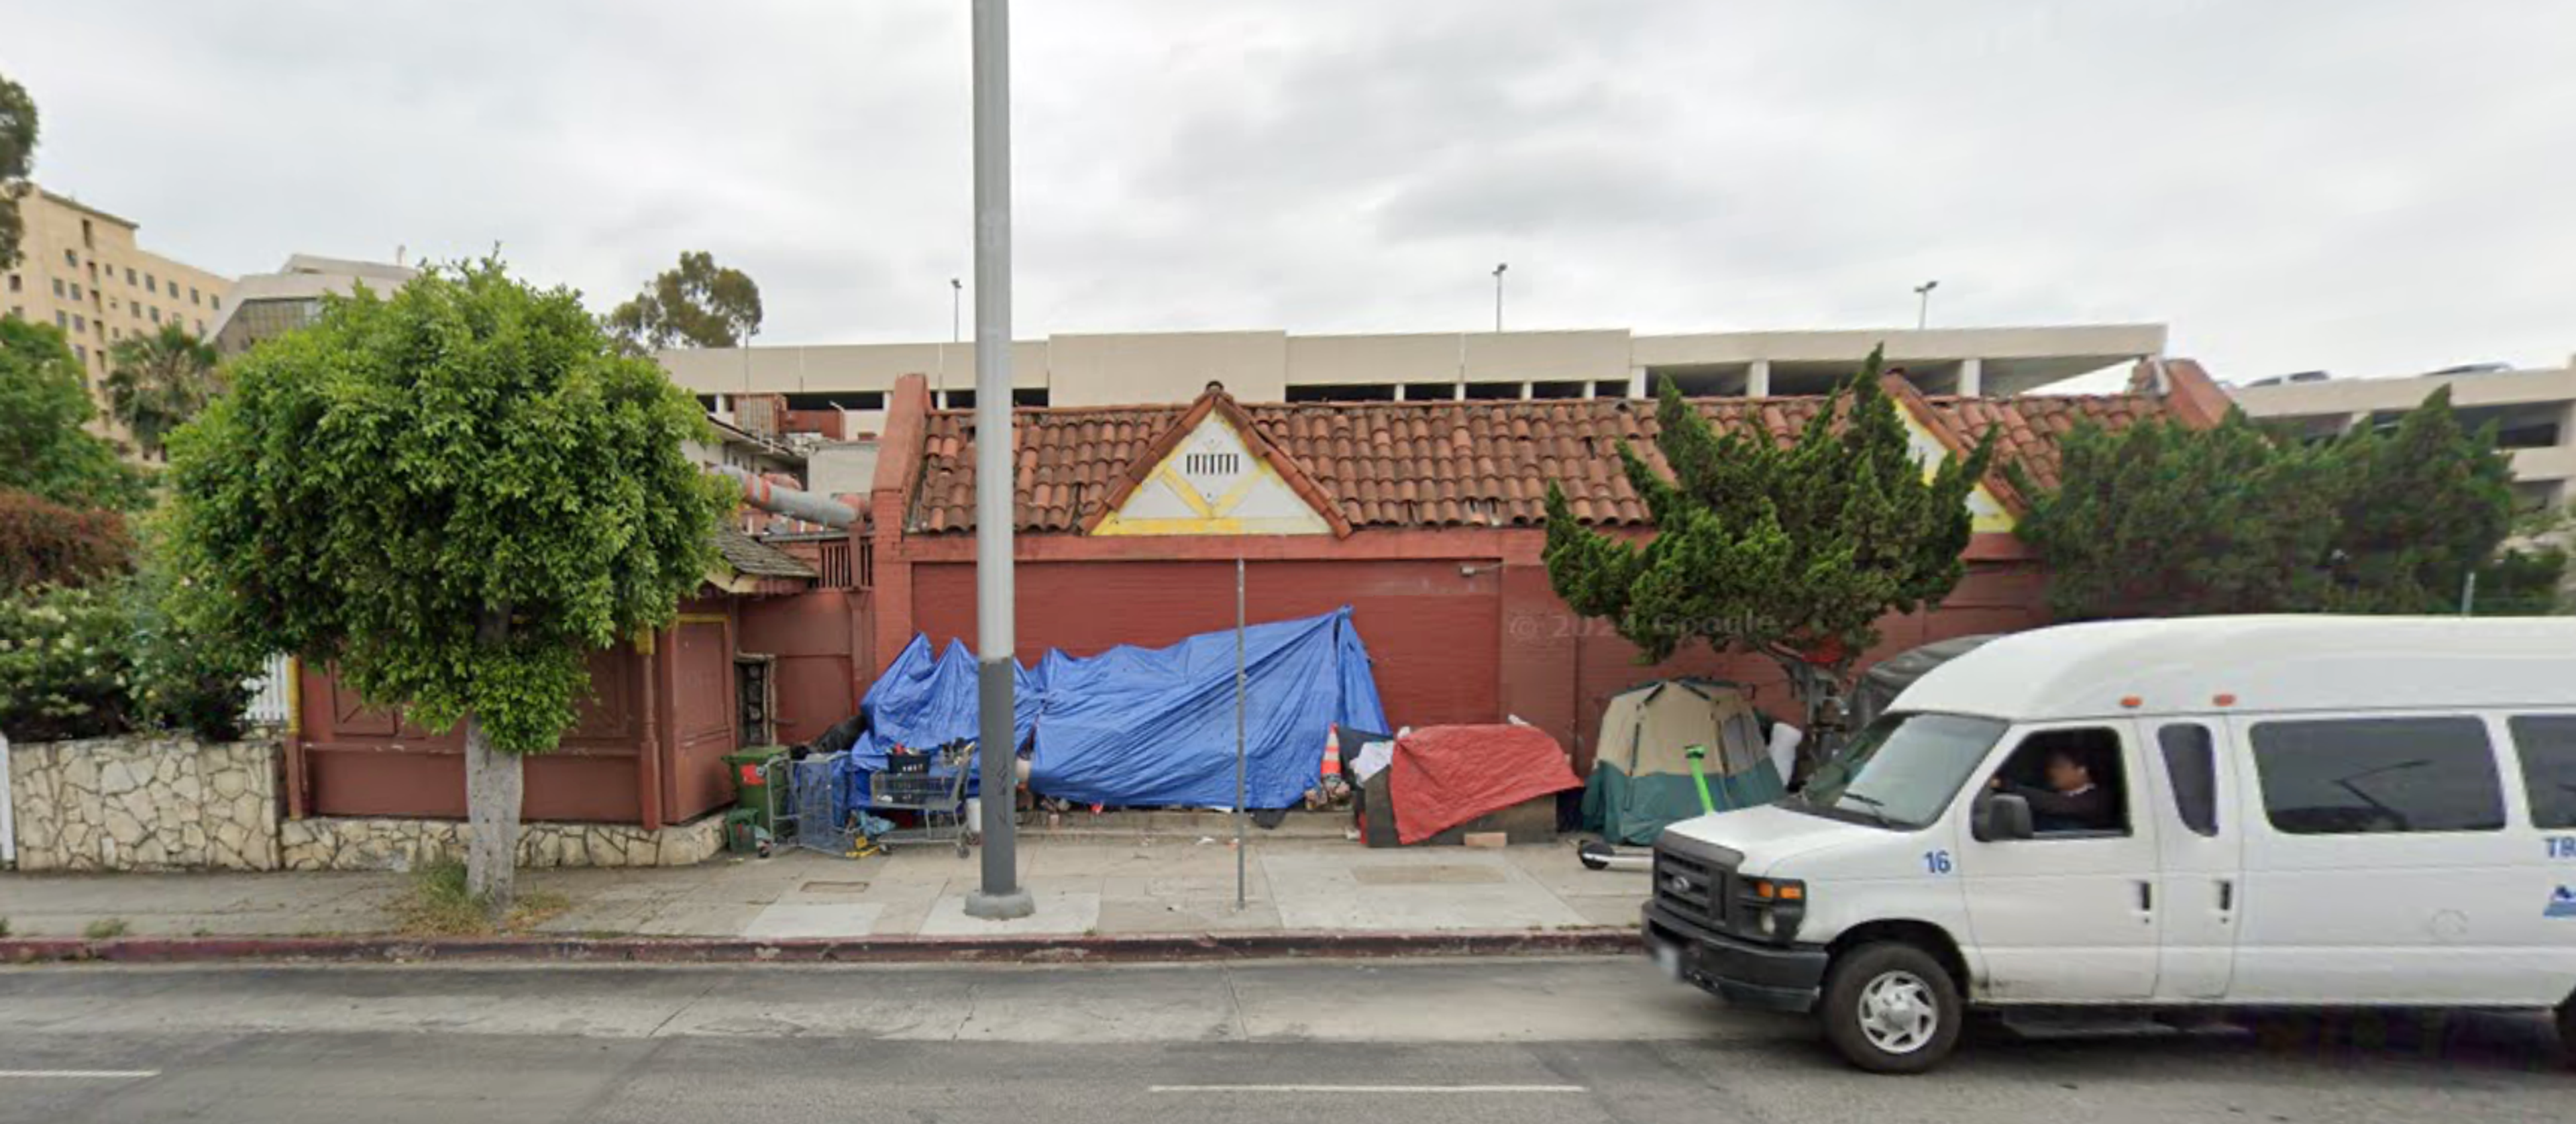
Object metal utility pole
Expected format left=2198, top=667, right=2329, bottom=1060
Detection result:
left=939, top=277, right=961, bottom=403
left=965, top=0, right=1032, bottom=921
left=1913, top=279, right=1938, bottom=330
left=1234, top=556, right=1248, bottom=911
left=1491, top=262, right=1508, bottom=332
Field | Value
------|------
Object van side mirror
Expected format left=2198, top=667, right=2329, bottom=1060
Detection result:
left=1974, top=793, right=2034, bottom=841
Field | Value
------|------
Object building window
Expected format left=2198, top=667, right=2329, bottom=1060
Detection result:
left=191, top=287, right=201, bottom=305
left=125, top=266, right=136, bottom=285
left=150, top=308, right=160, bottom=323
left=195, top=319, right=205, bottom=335
left=2250, top=717, right=2504, bottom=834
left=68, top=283, right=80, bottom=301
left=1285, top=383, right=1397, bottom=403
left=1011, top=387, right=1049, bottom=407
left=87, top=261, right=98, bottom=283
left=52, top=277, right=64, bottom=297
left=145, top=274, right=156, bottom=293
left=64, top=249, right=76, bottom=267
left=5, top=274, right=16, bottom=293
left=80, top=219, right=95, bottom=249
left=211, top=295, right=221, bottom=310
left=74, top=344, right=86, bottom=364
left=56, top=311, right=67, bottom=327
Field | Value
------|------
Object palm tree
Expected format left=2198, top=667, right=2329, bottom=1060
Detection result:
left=103, top=323, right=221, bottom=460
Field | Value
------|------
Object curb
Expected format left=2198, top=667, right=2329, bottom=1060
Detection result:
left=0, top=928, right=1642, bottom=966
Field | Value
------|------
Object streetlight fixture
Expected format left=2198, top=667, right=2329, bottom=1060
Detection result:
left=1913, top=279, right=1938, bottom=331
left=1492, top=262, right=1509, bottom=333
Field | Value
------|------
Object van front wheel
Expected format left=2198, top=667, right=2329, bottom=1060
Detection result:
left=2557, top=992, right=2575, bottom=1068
left=1821, top=942, right=1962, bottom=1074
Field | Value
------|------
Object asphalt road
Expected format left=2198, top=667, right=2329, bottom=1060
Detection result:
left=0, top=959, right=2566, bottom=1123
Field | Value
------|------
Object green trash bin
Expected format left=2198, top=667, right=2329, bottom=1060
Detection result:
left=723, top=746, right=788, bottom=833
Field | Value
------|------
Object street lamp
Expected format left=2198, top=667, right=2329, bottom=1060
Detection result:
left=938, top=277, right=962, bottom=401
left=1492, top=262, right=1508, bottom=333
left=1913, top=280, right=1938, bottom=331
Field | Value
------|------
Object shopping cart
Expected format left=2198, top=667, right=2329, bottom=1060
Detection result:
left=865, top=742, right=974, bottom=857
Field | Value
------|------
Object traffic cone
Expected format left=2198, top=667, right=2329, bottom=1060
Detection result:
left=1322, top=726, right=1342, bottom=780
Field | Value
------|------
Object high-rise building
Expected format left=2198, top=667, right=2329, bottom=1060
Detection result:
left=2, top=186, right=232, bottom=389
left=209, top=254, right=417, bottom=356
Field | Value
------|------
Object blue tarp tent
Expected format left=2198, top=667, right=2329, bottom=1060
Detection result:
left=835, top=607, right=1386, bottom=812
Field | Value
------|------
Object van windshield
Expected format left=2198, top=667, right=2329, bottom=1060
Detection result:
left=1791, top=711, right=2007, bottom=829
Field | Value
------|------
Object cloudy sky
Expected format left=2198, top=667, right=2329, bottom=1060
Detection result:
left=9, top=1, right=2572, bottom=384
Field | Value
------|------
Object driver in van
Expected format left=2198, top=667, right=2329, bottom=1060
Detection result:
left=1987, top=750, right=2114, bottom=833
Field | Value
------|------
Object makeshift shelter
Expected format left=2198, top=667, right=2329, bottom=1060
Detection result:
left=1581, top=679, right=1782, bottom=846
left=1849, top=634, right=1998, bottom=732
left=834, top=608, right=1387, bottom=813
left=1387, top=724, right=1582, bottom=846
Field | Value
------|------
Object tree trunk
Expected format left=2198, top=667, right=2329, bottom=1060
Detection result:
left=462, top=711, right=523, bottom=918
left=462, top=603, right=519, bottom=919
left=1769, top=653, right=1857, bottom=783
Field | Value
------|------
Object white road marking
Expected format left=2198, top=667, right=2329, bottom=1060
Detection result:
left=0, top=1070, right=160, bottom=1080
left=1150, top=1084, right=1585, bottom=1094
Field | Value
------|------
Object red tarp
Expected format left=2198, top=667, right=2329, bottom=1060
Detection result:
left=1389, top=724, right=1582, bottom=845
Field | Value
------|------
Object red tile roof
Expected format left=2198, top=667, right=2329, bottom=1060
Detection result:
left=905, top=382, right=2194, bottom=535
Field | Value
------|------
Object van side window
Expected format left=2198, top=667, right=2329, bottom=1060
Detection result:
left=1988, top=727, right=2128, bottom=837
left=2506, top=715, right=2576, bottom=829
left=2157, top=724, right=2219, bottom=837
left=2249, top=717, right=2504, bottom=835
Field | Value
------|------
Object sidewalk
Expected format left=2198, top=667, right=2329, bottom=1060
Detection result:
left=0, top=836, right=1647, bottom=942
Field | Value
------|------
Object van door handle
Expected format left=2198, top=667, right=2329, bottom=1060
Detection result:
left=2217, top=879, right=2234, bottom=912
left=2137, top=880, right=2153, bottom=912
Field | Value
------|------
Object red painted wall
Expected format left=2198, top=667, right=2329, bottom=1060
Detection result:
left=739, top=590, right=871, bottom=744
left=912, top=558, right=1505, bottom=732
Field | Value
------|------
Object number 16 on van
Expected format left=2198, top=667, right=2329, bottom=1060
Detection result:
left=2548, top=836, right=2576, bottom=860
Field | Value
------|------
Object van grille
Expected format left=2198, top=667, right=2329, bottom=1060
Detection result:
left=1651, top=837, right=1737, bottom=932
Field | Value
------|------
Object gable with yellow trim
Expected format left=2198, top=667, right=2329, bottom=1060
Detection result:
left=1094, top=413, right=1334, bottom=536
left=1896, top=403, right=2017, bottom=533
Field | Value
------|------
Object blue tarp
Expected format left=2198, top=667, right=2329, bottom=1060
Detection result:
left=834, top=608, right=1387, bottom=811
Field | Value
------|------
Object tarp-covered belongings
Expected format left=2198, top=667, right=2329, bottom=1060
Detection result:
left=839, top=608, right=1387, bottom=812
left=1031, top=608, right=1385, bottom=809
left=1389, top=725, right=1581, bottom=846
left=1581, top=679, right=1782, bottom=846
left=1849, top=634, right=1997, bottom=732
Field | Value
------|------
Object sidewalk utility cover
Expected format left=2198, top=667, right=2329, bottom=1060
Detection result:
left=1389, top=725, right=1581, bottom=845
left=843, top=608, right=1387, bottom=811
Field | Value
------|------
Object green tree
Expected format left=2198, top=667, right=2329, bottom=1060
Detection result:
left=604, top=251, right=763, bottom=351
left=1543, top=350, right=1993, bottom=760
left=165, top=260, right=731, bottom=912
left=0, top=72, right=35, bottom=273
left=2322, top=387, right=2516, bottom=612
left=2020, top=387, right=2526, bottom=619
left=104, top=322, right=223, bottom=461
left=0, top=319, right=149, bottom=510
left=2012, top=412, right=2340, bottom=619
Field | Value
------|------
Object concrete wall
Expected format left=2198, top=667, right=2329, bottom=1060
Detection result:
left=5, top=736, right=279, bottom=872
left=1, top=733, right=729, bottom=872
left=659, top=324, right=2167, bottom=406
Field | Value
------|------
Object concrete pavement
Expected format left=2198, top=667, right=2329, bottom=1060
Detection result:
left=0, top=960, right=2566, bottom=1123
left=0, top=837, right=1647, bottom=941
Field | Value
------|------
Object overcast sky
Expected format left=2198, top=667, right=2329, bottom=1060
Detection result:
left=9, top=1, right=2572, bottom=385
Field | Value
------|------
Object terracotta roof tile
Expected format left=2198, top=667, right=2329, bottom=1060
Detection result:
left=906, top=389, right=2190, bottom=534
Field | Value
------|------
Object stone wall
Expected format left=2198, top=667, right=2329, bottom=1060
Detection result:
left=278, top=815, right=727, bottom=872
left=4, top=734, right=727, bottom=872
left=5, top=737, right=281, bottom=872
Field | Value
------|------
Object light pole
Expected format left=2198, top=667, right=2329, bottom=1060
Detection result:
left=938, top=277, right=961, bottom=405
left=1492, top=262, right=1508, bottom=332
left=965, top=0, right=1032, bottom=921
left=1913, top=279, right=1938, bottom=331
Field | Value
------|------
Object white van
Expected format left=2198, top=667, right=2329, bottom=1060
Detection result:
left=1644, top=616, right=2576, bottom=1073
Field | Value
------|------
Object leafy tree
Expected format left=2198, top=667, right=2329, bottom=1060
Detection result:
left=2322, top=387, right=2516, bottom=612
left=0, top=318, right=150, bottom=510
left=604, top=251, right=763, bottom=351
left=2021, top=387, right=2525, bottom=619
left=2012, top=412, right=2339, bottom=618
left=166, top=260, right=731, bottom=912
left=0, top=487, right=131, bottom=593
left=0, top=72, right=34, bottom=274
left=1544, top=350, right=1993, bottom=758
left=104, top=322, right=223, bottom=461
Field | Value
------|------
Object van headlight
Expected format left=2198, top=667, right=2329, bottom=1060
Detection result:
left=1740, top=878, right=1806, bottom=943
